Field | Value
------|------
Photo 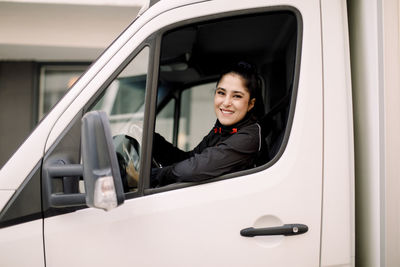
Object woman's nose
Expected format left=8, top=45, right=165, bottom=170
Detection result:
left=222, top=96, right=232, bottom=106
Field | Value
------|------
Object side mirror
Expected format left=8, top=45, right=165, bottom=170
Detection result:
left=81, top=111, right=125, bottom=211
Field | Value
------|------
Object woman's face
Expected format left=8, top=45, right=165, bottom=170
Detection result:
left=214, top=73, right=255, bottom=126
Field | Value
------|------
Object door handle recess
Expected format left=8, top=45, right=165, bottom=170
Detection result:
left=240, top=224, right=308, bottom=237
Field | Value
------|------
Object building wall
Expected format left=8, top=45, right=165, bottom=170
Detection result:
left=0, top=62, right=38, bottom=167
left=0, top=1, right=142, bottom=168
left=0, top=1, right=142, bottom=61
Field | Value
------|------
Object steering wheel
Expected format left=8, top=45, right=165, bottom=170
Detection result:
left=113, top=135, right=140, bottom=191
left=113, top=134, right=162, bottom=192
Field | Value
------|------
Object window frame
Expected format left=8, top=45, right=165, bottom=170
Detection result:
left=83, top=41, right=158, bottom=199
left=41, top=41, right=157, bottom=219
left=144, top=6, right=303, bottom=195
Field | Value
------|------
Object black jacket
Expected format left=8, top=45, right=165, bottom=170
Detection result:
left=151, top=114, right=261, bottom=187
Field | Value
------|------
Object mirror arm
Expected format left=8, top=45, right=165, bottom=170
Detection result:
left=43, top=161, right=86, bottom=208
left=47, top=164, right=83, bottom=177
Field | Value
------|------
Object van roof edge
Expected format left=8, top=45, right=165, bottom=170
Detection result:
left=138, top=0, right=160, bottom=16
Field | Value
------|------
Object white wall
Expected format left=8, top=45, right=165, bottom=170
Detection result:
left=0, top=0, right=144, bottom=61
left=3, top=0, right=146, bottom=5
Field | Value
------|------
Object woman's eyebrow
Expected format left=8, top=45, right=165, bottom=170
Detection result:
left=217, top=88, right=245, bottom=95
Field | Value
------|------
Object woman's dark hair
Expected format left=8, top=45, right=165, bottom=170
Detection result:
left=216, top=61, right=265, bottom=119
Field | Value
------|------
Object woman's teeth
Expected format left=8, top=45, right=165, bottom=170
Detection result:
left=221, top=109, right=233, bottom=114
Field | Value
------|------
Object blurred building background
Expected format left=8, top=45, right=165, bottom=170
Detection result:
left=0, top=0, right=144, bottom=167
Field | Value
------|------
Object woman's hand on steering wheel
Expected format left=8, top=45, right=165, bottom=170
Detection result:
left=126, top=160, right=139, bottom=188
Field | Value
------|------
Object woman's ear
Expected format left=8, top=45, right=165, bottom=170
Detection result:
left=248, top=98, right=256, bottom=111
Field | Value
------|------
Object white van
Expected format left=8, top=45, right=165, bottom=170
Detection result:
left=0, top=0, right=367, bottom=266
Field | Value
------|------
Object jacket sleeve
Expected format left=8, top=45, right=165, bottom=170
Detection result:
left=152, top=128, right=214, bottom=167
left=151, top=124, right=260, bottom=187
left=152, top=133, right=190, bottom=166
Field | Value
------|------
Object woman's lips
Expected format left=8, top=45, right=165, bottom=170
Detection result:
left=220, top=108, right=234, bottom=115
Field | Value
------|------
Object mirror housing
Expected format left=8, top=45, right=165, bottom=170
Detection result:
left=81, top=111, right=125, bottom=211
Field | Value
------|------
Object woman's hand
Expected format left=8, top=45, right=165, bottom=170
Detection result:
left=126, top=160, right=139, bottom=188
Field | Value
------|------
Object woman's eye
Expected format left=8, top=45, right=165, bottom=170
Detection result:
left=217, top=91, right=225, bottom=95
left=233, top=95, right=242, bottom=99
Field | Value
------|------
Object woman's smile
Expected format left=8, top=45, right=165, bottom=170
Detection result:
left=214, top=73, right=255, bottom=126
left=220, top=108, right=234, bottom=115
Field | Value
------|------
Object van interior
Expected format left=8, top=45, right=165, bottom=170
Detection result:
left=155, top=10, right=299, bottom=165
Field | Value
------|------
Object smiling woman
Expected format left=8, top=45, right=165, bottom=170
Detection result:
left=214, top=75, right=255, bottom=126
left=147, top=62, right=263, bottom=187
left=214, top=62, right=260, bottom=126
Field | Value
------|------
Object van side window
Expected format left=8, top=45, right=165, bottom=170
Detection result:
left=151, top=10, right=299, bottom=188
left=41, top=46, right=150, bottom=213
left=90, top=47, right=149, bottom=193
left=156, top=83, right=215, bottom=150
left=178, top=83, right=215, bottom=150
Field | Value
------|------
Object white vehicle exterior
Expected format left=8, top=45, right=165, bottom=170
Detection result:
left=0, top=0, right=399, bottom=266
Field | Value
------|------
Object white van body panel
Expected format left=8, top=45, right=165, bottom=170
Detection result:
left=320, top=0, right=355, bottom=266
left=0, top=220, right=44, bottom=267
left=43, top=0, right=324, bottom=266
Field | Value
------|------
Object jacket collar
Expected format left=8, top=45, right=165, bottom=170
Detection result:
left=214, top=113, right=256, bottom=136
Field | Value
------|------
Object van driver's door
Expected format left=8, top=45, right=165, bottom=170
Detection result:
left=43, top=1, right=323, bottom=266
